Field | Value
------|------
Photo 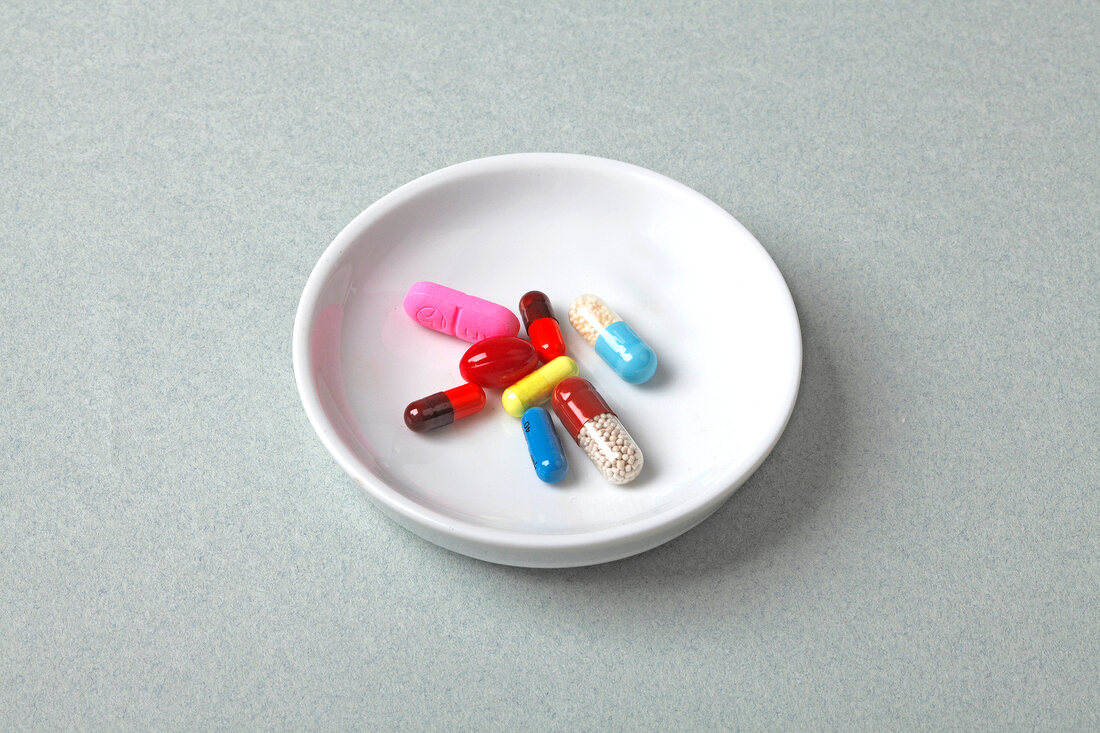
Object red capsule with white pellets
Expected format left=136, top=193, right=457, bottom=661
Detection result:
left=404, top=383, right=486, bottom=433
left=519, top=291, right=567, bottom=363
left=551, top=377, right=643, bottom=485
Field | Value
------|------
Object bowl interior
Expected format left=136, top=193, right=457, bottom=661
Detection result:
left=300, top=156, right=800, bottom=539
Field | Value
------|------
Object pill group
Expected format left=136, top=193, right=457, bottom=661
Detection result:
left=401, top=283, right=655, bottom=485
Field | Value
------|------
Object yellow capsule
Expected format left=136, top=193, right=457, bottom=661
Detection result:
left=502, top=356, right=578, bottom=418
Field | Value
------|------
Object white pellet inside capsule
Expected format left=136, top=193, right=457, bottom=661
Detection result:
left=568, top=294, right=620, bottom=347
left=575, top=412, right=643, bottom=485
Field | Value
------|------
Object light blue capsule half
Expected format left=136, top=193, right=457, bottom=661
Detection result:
left=594, top=320, right=658, bottom=384
left=521, top=407, right=568, bottom=484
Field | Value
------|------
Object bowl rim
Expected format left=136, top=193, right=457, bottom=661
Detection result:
left=292, top=152, right=802, bottom=558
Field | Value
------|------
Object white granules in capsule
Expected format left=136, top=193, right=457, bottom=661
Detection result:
left=575, top=412, right=643, bottom=485
left=568, top=294, right=619, bottom=346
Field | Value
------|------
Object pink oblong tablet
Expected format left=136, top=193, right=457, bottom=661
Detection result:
left=403, top=281, right=520, bottom=343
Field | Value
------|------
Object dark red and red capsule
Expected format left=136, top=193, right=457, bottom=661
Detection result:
left=519, top=290, right=567, bottom=363
left=403, top=383, right=486, bottom=433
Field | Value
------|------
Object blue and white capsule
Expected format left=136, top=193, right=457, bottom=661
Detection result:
left=521, top=406, right=569, bottom=484
left=568, top=295, right=657, bottom=384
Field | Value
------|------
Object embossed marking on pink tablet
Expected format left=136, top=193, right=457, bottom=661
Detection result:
left=403, top=282, right=520, bottom=343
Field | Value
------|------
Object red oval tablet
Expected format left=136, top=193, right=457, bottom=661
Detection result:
left=459, top=336, right=540, bottom=389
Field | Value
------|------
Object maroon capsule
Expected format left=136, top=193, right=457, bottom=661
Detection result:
left=404, top=383, right=486, bottom=433
left=459, top=336, right=540, bottom=389
left=519, top=291, right=567, bottom=362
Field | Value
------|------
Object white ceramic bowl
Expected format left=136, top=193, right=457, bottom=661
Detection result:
left=293, top=154, right=801, bottom=567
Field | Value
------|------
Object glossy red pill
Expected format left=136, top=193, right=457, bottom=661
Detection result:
left=551, top=377, right=643, bottom=484
left=459, top=336, right=540, bottom=389
left=519, top=291, right=567, bottom=362
left=404, top=383, right=486, bottom=433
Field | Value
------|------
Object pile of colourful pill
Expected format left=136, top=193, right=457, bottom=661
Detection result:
left=401, top=282, right=657, bottom=485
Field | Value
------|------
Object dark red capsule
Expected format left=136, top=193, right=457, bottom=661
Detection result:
left=550, top=376, right=614, bottom=439
left=459, top=336, right=539, bottom=389
left=519, top=291, right=567, bottom=362
left=404, top=383, right=486, bottom=433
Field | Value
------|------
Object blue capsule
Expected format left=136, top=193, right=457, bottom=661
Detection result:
left=521, top=406, right=569, bottom=483
left=568, top=295, right=657, bottom=384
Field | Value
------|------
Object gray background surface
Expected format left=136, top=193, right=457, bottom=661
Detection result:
left=2, top=0, right=1097, bottom=729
